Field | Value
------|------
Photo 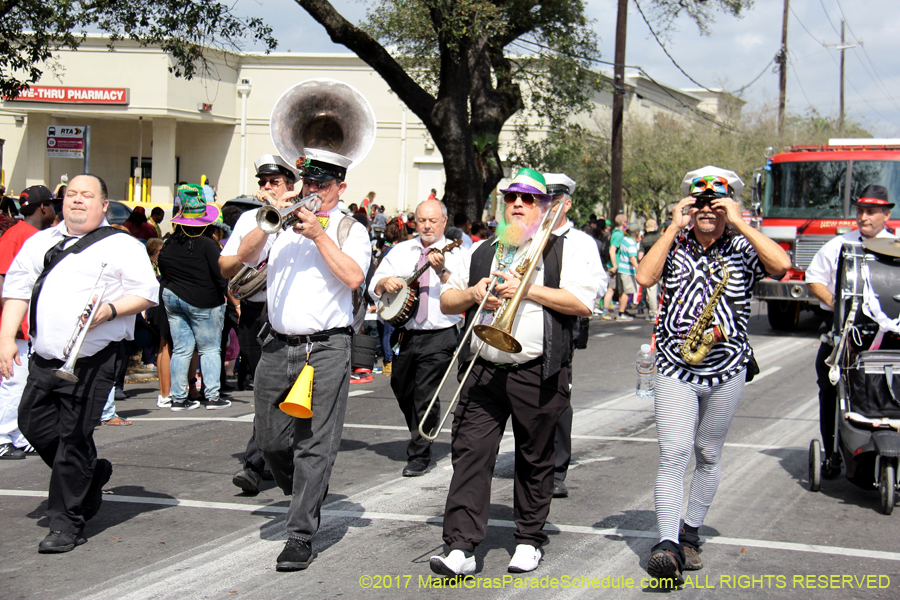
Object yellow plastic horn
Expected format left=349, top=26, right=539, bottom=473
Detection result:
left=279, top=364, right=314, bottom=418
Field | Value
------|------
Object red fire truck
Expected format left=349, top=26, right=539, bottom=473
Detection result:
left=752, top=139, right=900, bottom=330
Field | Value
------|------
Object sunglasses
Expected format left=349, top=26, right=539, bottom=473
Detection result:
left=258, top=177, right=288, bottom=188
left=689, top=176, right=730, bottom=198
left=302, top=178, right=337, bottom=190
left=504, top=192, right=537, bottom=205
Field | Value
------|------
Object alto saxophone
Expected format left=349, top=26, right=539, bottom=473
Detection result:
left=681, top=256, right=729, bottom=365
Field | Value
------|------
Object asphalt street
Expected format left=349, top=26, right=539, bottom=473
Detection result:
left=2, top=304, right=898, bottom=600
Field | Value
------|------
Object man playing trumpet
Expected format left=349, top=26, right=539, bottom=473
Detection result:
left=430, top=169, right=600, bottom=576
left=237, top=148, right=371, bottom=572
left=0, top=174, right=159, bottom=553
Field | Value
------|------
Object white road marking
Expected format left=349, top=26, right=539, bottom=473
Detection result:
left=568, top=457, right=616, bottom=469
left=623, top=326, right=641, bottom=331
left=746, top=366, right=782, bottom=385
left=3, top=489, right=897, bottom=563
left=349, top=390, right=373, bottom=397
left=593, top=332, right=614, bottom=338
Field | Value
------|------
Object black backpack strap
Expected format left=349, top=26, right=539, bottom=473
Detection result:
left=29, top=226, right=125, bottom=338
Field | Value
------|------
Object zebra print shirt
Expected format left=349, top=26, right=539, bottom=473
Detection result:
left=655, top=229, right=767, bottom=386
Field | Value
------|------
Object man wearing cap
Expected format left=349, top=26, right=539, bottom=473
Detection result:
left=221, top=154, right=299, bottom=494
left=0, top=174, right=159, bottom=553
left=636, top=166, right=790, bottom=584
left=370, top=198, right=463, bottom=477
left=430, top=168, right=599, bottom=576
left=806, top=184, right=896, bottom=479
left=0, top=185, right=56, bottom=460
left=237, top=148, right=371, bottom=572
left=543, top=173, right=606, bottom=498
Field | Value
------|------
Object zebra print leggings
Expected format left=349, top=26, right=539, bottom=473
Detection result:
left=653, top=369, right=746, bottom=544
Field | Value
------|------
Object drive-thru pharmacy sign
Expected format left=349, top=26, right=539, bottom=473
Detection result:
left=10, top=86, right=129, bottom=105
left=47, top=126, right=85, bottom=158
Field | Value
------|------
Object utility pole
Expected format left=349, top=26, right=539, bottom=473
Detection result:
left=839, top=20, right=845, bottom=135
left=777, top=0, right=789, bottom=137
left=610, top=0, right=627, bottom=219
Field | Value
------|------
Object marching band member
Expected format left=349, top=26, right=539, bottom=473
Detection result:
left=220, top=154, right=300, bottom=493
left=543, top=173, right=606, bottom=499
left=430, top=169, right=599, bottom=576
left=237, top=148, right=371, bottom=572
left=806, top=184, right=895, bottom=479
left=369, top=198, right=463, bottom=477
left=0, top=174, right=158, bottom=553
left=635, top=167, right=790, bottom=584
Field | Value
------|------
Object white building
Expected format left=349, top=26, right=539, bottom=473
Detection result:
left=0, top=37, right=740, bottom=213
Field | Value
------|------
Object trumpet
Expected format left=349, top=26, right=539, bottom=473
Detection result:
left=53, top=264, right=109, bottom=382
left=418, top=200, right=565, bottom=442
left=256, top=193, right=322, bottom=234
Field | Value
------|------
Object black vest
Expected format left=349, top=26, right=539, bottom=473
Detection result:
left=461, top=232, right=575, bottom=379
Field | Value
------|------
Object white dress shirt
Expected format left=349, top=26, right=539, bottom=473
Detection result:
left=805, top=228, right=896, bottom=311
left=245, top=205, right=372, bottom=335
left=369, top=235, right=464, bottom=330
left=443, top=234, right=600, bottom=364
left=3, top=220, right=160, bottom=360
left=221, top=208, right=274, bottom=303
left=555, top=222, right=607, bottom=298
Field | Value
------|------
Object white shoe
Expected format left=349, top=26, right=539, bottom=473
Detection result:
left=429, top=549, right=475, bottom=576
left=508, top=544, right=542, bottom=573
left=157, top=395, right=172, bottom=408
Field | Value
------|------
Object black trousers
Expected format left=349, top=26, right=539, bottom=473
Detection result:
left=816, top=340, right=839, bottom=456
left=554, top=404, right=573, bottom=481
left=237, top=300, right=267, bottom=471
left=18, top=343, right=120, bottom=534
left=442, top=358, right=570, bottom=551
left=390, top=326, right=456, bottom=463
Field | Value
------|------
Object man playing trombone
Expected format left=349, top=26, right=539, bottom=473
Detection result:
left=0, top=174, right=159, bottom=553
left=430, top=169, right=600, bottom=576
left=236, top=148, right=371, bottom=572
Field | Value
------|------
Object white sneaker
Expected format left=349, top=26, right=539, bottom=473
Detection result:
left=157, top=395, right=172, bottom=408
left=508, top=544, right=542, bottom=573
left=429, top=549, right=475, bottom=576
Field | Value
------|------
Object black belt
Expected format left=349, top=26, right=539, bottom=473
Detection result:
left=241, top=299, right=266, bottom=308
left=400, top=325, right=457, bottom=335
left=476, top=356, right=542, bottom=371
left=271, top=325, right=352, bottom=345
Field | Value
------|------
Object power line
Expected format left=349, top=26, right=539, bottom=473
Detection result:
left=632, top=0, right=715, bottom=93
left=733, top=58, right=776, bottom=95
left=817, top=0, right=842, bottom=37
left=789, top=6, right=827, bottom=46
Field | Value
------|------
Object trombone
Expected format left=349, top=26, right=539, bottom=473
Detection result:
left=53, top=264, right=109, bottom=382
left=417, top=200, right=565, bottom=442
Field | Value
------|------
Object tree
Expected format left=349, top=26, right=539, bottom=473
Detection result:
left=0, top=1, right=276, bottom=100
left=296, top=0, right=602, bottom=218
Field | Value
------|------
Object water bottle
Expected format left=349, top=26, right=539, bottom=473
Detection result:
left=635, top=344, right=655, bottom=399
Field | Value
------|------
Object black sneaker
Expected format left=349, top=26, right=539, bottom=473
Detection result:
left=0, top=442, right=26, bottom=460
left=402, top=459, right=430, bottom=477
left=232, top=468, right=261, bottom=494
left=205, top=398, right=232, bottom=410
left=276, top=538, right=313, bottom=571
left=38, top=531, right=87, bottom=553
left=647, top=548, right=684, bottom=587
left=83, top=459, right=113, bottom=521
left=553, top=480, right=569, bottom=498
left=170, top=400, right=201, bottom=411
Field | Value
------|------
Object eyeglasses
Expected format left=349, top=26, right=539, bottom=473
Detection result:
left=302, top=178, right=337, bottom=191
left=690, top=176, right=730, bottom=198
left=504, top=192, right=537, bottom=205
left=258, top=177, right=288, bottom=188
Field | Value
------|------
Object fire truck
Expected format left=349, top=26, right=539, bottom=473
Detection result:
left=751, top=139, right=900, bottom=330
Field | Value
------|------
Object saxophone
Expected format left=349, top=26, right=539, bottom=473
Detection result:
left=681, top=256, right=730, bottom=365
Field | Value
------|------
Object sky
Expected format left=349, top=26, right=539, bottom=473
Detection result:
left=237, top=0, right=900, bottom=137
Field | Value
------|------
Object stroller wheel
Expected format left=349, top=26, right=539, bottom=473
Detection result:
left=879, top=460, right=895, bottom=515
left=809, top=440, right=822, bottom=492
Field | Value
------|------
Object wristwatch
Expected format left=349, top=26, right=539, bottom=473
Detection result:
left=107, top=303, right=118, bottom=321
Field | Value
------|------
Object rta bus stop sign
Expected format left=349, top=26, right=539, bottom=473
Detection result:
left=47, top=126, right=85, bottom=158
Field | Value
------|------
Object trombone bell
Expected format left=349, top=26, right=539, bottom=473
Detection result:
left=472, top=324, right=521, bottom=354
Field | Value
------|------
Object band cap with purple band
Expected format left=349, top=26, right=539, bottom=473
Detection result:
left=501, top=168, right=551, bottom=202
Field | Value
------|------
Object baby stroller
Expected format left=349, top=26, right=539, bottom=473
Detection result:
left=809, top=240, right=900, bottom=514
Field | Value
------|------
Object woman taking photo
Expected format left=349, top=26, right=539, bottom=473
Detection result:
left=158, top=185, right=229, bottom=411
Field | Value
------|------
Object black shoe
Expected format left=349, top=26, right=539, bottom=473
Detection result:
left=232, top=468, right=261, bottom=494
left=83, top=459, right=113, bottom=521
left=276, top=538, right=313, bottom=571
left=0, top=442, right=26, bottom=460
left=402, top=459, right=429, bottom=477
left=552, top=479, right=568, bottom=498
left=647, top=548, right=684, bottom=586
left=261, top=469, right=274, bottom=481
left=38, top=531, right=87, bottom=554
left=822, top=453, right=843, bottom=479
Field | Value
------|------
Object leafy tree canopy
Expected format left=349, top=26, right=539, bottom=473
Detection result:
left=0, top=0, right=277, bottom=99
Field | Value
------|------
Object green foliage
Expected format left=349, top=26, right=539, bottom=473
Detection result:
left=514, top=104, right=873, bottom=226
left=0, top=0, right=277, bottom=99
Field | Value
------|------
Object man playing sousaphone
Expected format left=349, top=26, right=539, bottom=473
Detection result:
left=430, top=169, right=600, bottom=576
left=635, top=166, right=790, bottom=585
left=237, top=148, right=371, bottom=572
